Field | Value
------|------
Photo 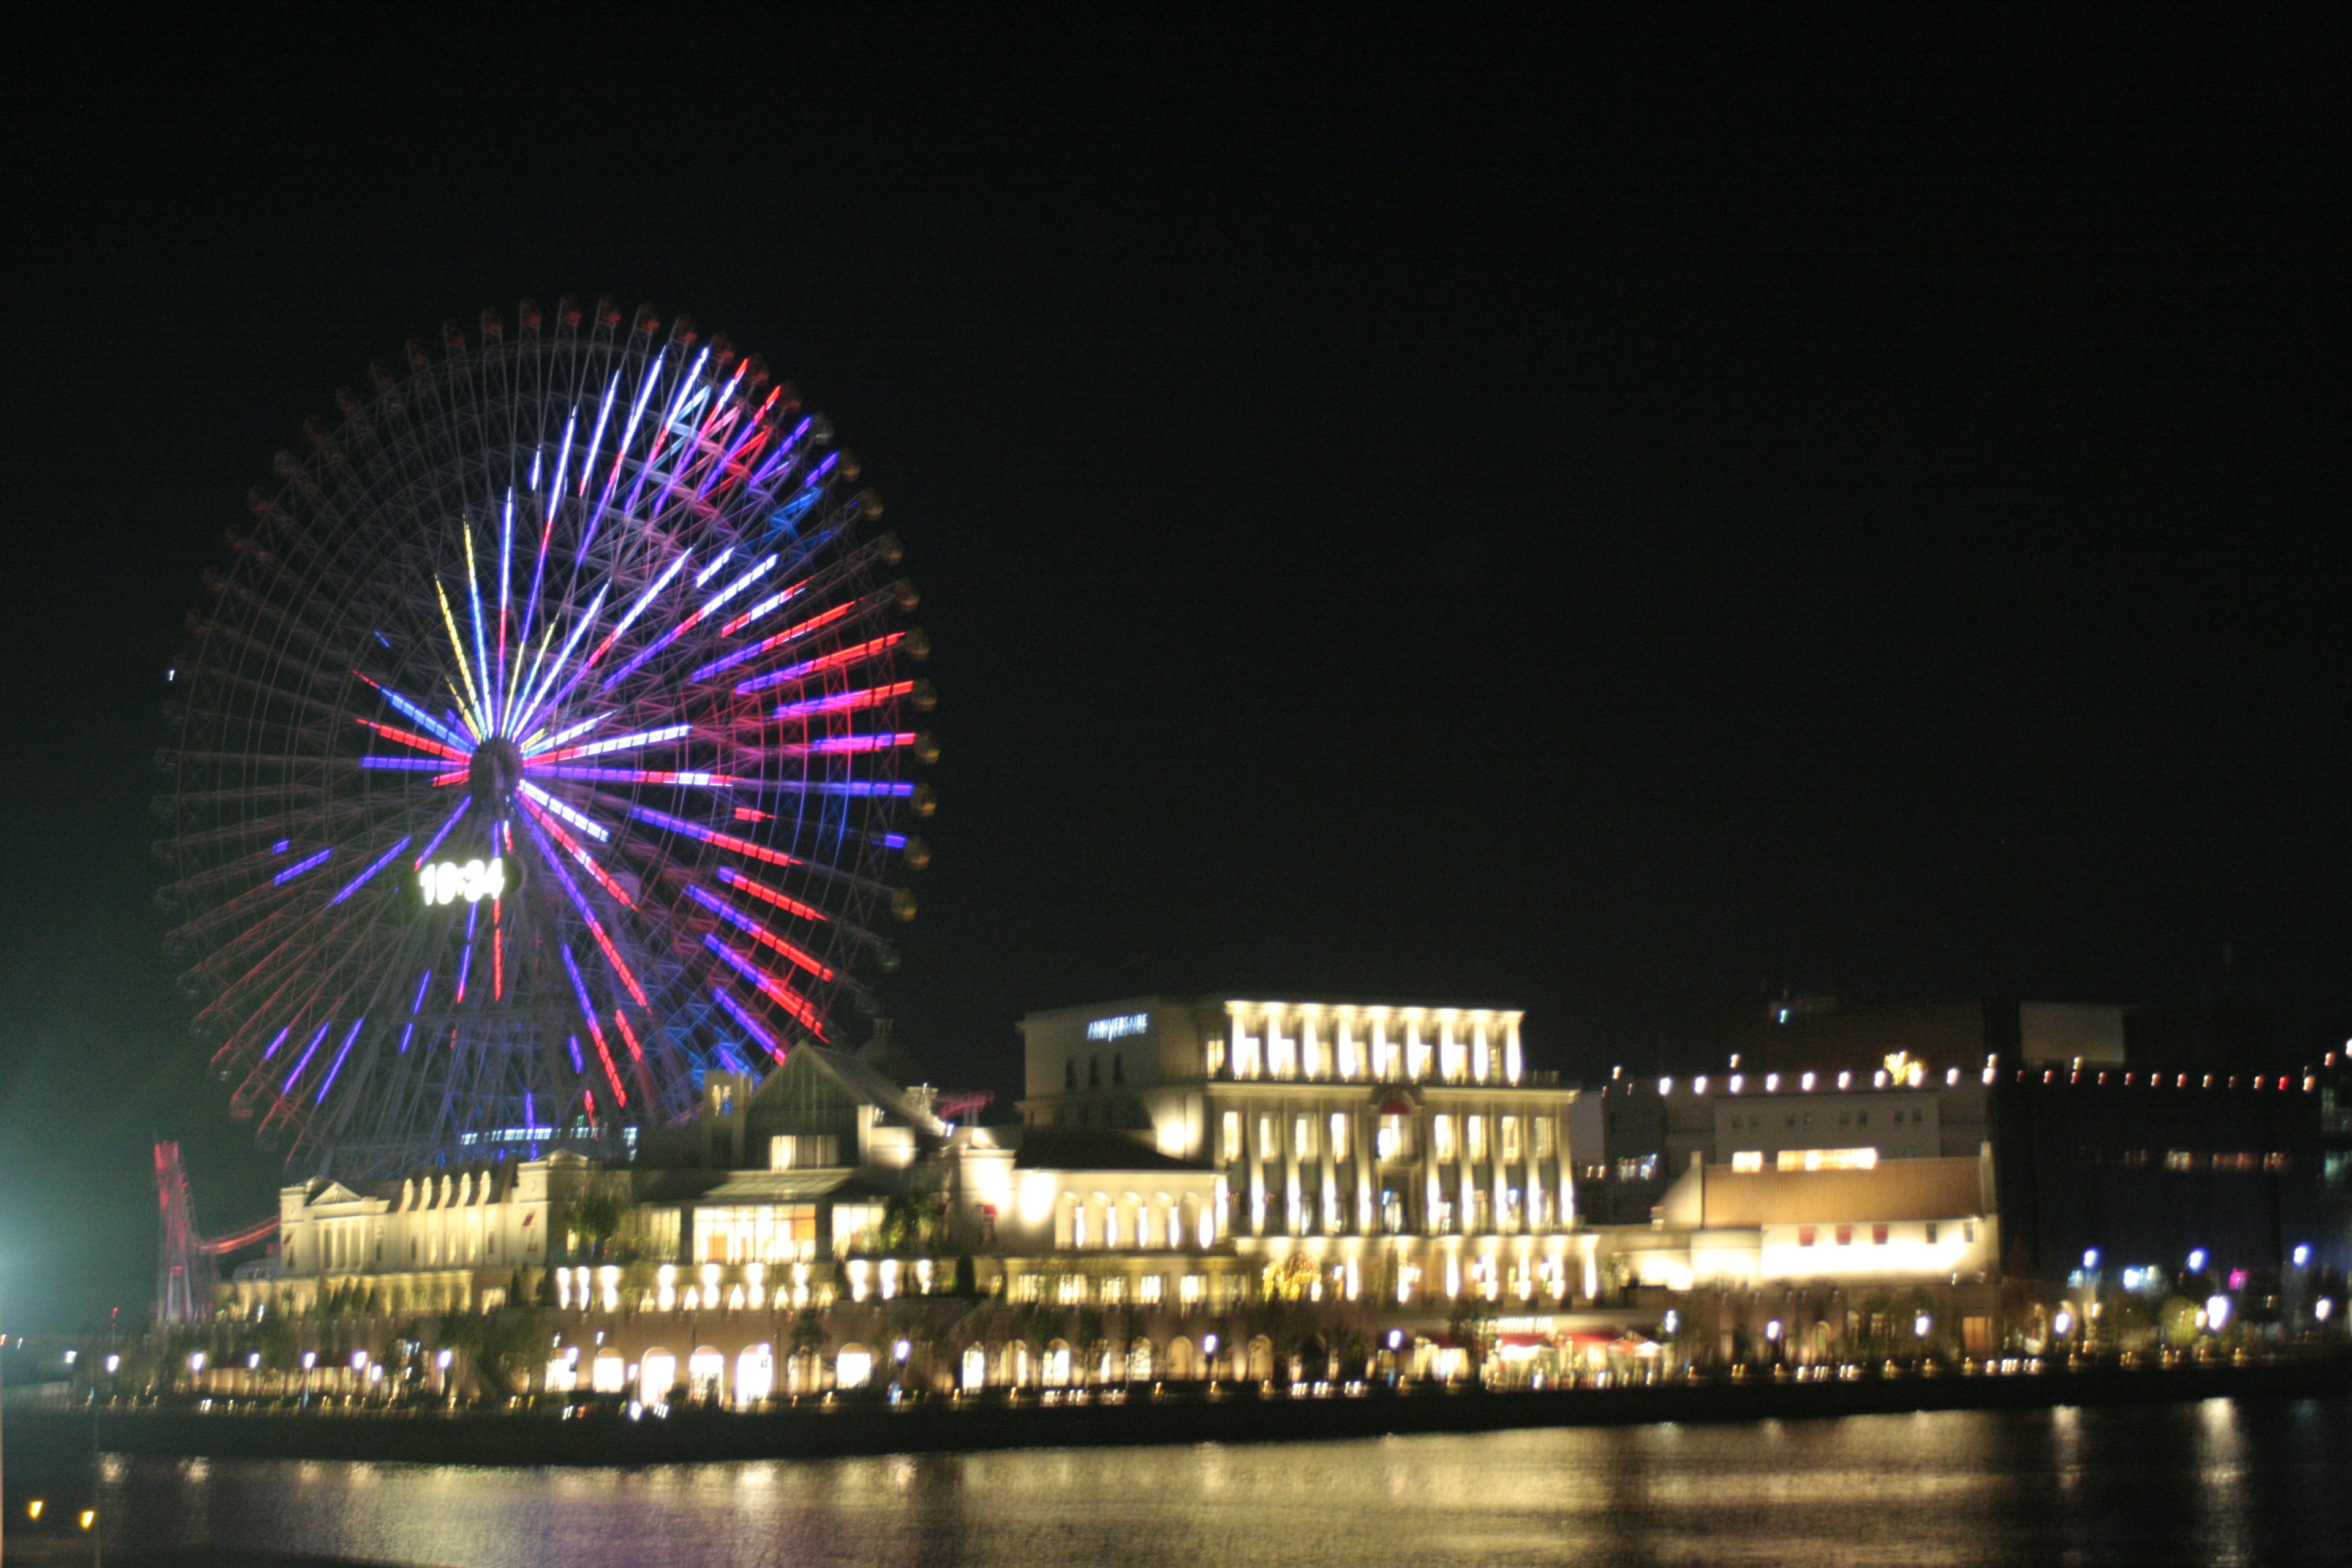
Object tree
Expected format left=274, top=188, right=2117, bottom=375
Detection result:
left=439, top=1309, right=546, bottom=1398
left=1446, top=1298, right=1494, bottom=1376
left=568, top=1189, right=626, bottom=1261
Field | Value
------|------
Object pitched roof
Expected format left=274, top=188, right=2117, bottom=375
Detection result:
left=749, top=1044, right=948, bottom=1136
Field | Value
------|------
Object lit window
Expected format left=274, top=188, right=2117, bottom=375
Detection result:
left=1500, top=1118, right=1521, bottom=1161
left=1139, top=1274, right=1164, bottom=1305
left=1219, top=1112, right=1243, bottom=1163
left=1258, top=1114, right=1280, bottom=1155
left=1835, top=1225, right=1853, bottom=1246
left=1798, top=1226, right=1817, bottom=1247
left=1872, top=1224, right=1889, bottom=1245
left=1375, top=1119, right=1404, bottom=1160
left=1329, top=1113, right=1350, bottom=1159
left=1466, top=1117, right=1488, bottom=1163
left=1294, top=1115, right=1319, bottom=1159
left=1433, top=1116, right=1457, bottom=1161
left=1731, top=1150, right=1763, bottom=1172
left=1532, top=1118, right=1554, bottom=1158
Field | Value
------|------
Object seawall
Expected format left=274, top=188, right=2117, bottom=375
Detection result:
left=10, top=1357, right=2346, bottom=1466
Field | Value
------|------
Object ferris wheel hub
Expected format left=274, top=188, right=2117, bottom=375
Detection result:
left=469, top=737, right=523, bottom=813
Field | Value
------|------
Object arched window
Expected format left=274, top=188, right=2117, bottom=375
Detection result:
left=734, top=1344, right=774, bottom=1407
left=1126, top=1340, right=1154, bottom=1381
left=636, top=1350, right=674, bottom=1404
left=835, top=1344, right=873, bottom=1390
left=1164, top=1336, right=1197, bottom=1381
left=961, top=1344, right=989, bottom=1391
left=1043, top=1340, right=1072, bottom=1387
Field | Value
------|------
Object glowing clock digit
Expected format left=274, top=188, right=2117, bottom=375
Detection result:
left=418, top=856, right=504, bottom=907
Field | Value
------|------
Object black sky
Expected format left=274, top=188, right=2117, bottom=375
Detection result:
left=2, top=7, right=2348, bottom=1329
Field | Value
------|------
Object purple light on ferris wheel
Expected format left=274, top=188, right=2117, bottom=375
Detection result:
left=282, top=1019, right=333, bottom=1094
left=693, top=546, right=737, bottom=589
left=598, top=554, right=778, bottom=692
left=523, top=711, right=608, bottom=757
left=315, top=1017, right=366, bottom=1103
left=454, top=900, right=479, bottom=1003
left=583, top=549, right=695, bottom=670
left=273, top=847, right=333, bottom=884
left=518, top=782, right=609, bottom=842
left=412, top=797, right=472, bottom=868
left=358, top=676, right=475, bottom=752
left=511, top=581, right=610, bottom=734
left=529, top=723, right=692, bottom=766
left=710, top=985, right=785, bottom=1062
left=259, top=1025, right=292, bottom=1061
left=329, top=834, right=414, bottom=906
left=517, top=791, right=636, bottom=914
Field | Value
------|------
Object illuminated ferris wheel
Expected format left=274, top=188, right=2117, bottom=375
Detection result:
left=159, top=298, right=933, bottom=1177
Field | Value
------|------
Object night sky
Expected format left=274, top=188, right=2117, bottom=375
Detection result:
left=2, top=10, right=2348, bottom=1330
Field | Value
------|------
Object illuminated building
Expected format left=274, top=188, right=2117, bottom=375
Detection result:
left=1018, top=997, right=1594, bottom=1307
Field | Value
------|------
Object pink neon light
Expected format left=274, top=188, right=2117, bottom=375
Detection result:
left=717, top=865, right=829, bottom=924
left=707, top=935, right=827, bottom=1034
left=613, top=1008, right=646, bottom=1063
left=729, top=601, right=848, bottom=662
left=586, top=1016, right=628, bottom=1106
left=771, top=681, right=914, bottom=722
left=519, top=793, right=638, bottom=909
left=530, top=766, right=731, bottom=787
left=769, top=732, right=916, bottom=758
left=633, top=808, right=808, bottom=871
left=719, top=576, right=809, bottom=637
left=590, top=918, right=650, bottom=1009
left=734, top=910, right=834, bottom=981
left=733, top=631, right=909, bottom=695
left=356, top=718, right=470, bottom=762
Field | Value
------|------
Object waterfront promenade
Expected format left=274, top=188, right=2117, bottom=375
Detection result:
left=9, top=1353, right=2343, bottom=1466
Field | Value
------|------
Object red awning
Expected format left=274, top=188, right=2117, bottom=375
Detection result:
left=1496, top=1332, right=1554, bottom=1349
left=1379, top=1098, right=1413, bottom=1117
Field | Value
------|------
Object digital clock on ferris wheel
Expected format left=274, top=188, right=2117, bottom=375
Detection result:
left=419, top=857, right=505, bottom=907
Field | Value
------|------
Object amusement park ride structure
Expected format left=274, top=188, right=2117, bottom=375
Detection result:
left=156, top=298, right=934, bottom=1183
left=153, top=1141, right=278, bottom=1324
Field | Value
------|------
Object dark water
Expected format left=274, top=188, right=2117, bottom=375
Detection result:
left=101, top=1397, right=2351, bottom=1567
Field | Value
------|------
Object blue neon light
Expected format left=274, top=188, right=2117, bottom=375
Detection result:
left=710, top=985, right=782, bottom=1058
left=329, top=834, right=413, bottom=906
left=282, top=1019, right=333, bottom=1093
left=315, top=1017, right=366, bottom=1103
left=413, top=798, right=471, bottom=867
left=273, top=847, right=334, bottom=884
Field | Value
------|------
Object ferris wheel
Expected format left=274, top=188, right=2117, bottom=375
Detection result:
left=158, top=298, right=933, bottom=1178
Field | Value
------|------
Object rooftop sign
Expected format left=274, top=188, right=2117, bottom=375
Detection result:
left=1085, top=1012, right=1148, bottom=1041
